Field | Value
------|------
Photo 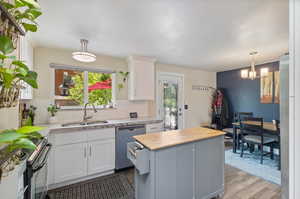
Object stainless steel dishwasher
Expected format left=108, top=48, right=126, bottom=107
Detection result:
left=115, top=124, right=146, bottom=170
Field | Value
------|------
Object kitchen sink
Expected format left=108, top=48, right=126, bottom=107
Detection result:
left=61, top=120, right=109, bottom=127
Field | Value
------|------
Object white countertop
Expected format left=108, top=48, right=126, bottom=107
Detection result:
left=37, top=117, right=163, bottom=136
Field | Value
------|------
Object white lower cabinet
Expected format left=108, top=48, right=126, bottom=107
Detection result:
left=49, top=128, right=115, bottom=186
left=87, top=139, right=115, bottom=175
left=53, top=143, right=87, bottom=183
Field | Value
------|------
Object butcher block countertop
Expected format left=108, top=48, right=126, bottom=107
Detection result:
left=133, top=127, right=225, bottom=150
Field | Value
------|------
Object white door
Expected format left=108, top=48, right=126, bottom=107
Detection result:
left=157, top=73, right=184, bottom=130
left=87, top=139, right=115, bottom=175
left=53, top=143, right=87, bottom=183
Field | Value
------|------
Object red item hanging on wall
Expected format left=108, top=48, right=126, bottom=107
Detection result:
left=214, top=90, right=223, bottom=108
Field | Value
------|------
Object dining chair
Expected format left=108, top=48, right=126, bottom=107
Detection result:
left=222, top=112, right=253, bottom=150
left=240, top=117, right=276, bottom=164
left=268, top=120, right=281, bottom=170
left=236, top=112, right=253, bottom=149
left=238, top=112, right=254, bottom=122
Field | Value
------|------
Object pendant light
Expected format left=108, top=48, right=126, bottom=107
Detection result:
left=241, top=51, right=268, bottom=80
left=72, top=39, right=96, bottom=63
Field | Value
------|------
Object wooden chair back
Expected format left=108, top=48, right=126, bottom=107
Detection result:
left=238, top=112, right=254, bottom=122
left=240, top=117, right=263, bottom=138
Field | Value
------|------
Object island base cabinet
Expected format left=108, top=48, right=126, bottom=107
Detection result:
left=195, top=136, right=224, bottom=199
left=134, top=136, right=224, bottom=199
left=155, top=144, right=194, bottom=199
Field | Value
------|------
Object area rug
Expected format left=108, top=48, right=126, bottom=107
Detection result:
left=225, top=149, right=281, bottom=185
left=48, top=174, right=134, bottom=199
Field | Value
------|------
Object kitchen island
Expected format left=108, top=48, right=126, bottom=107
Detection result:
left=128, top=127, right=225, bottom=199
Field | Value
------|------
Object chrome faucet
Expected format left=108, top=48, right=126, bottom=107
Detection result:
left=83, top=103, right=97, bottom=122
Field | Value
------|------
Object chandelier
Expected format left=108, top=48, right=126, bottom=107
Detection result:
left=241, top=52, right=268, bottom=80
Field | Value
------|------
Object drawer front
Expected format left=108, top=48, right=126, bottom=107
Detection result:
left=53, top=130, right=86, bottom=146
left=146, top=122, right=164, bottom=133
left=127, top=142, right=150, bottom=175
left=87, top=128, right=115, bottom=141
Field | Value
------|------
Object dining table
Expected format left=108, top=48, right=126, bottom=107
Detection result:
left=232, top=121, right=279, bottom=153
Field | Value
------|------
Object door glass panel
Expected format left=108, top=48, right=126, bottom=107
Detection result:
left=163, top=81, right=178, bottom=130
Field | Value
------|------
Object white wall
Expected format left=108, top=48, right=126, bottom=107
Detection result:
left=33, top=47, right=216, bottom=126
left=0, top=107, right=19, bottom=130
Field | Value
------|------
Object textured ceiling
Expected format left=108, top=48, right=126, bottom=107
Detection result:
left=31, top=0, right=288, bottom=71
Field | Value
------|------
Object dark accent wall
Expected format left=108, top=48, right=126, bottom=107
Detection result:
left=217, top=61, right=279, bottom=124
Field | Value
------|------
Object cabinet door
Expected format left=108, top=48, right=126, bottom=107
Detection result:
left=53, top=143, right=87, bottom=183
left=155, top=144, right=194, bottom=199
left=87, top=139, right=115, bottom=175
left=134, top=60, right=154, bottom=100
left=128, top=57, right=155, bottom=100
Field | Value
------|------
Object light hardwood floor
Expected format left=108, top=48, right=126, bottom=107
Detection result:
left=121, top=164, right=281, bottom=199
left=223, top=164, right=281, bottom=199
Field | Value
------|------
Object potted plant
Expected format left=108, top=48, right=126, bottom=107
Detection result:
left=0, top=0, right=42, bottom=108
left=117, top=71, right=129, bottom=90
left=0, top=125, right=44, bottom=180
left=0, top=0, right=43, bottom=179
left=47, top=104, right=60, bottom=124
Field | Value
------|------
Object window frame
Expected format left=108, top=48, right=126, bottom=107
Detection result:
left=50, top=63, right=116, bottom=110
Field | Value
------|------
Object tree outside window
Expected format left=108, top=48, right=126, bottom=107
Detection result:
left=54, top=69, right=114, bottom=108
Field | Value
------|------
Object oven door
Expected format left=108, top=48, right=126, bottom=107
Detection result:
left=30, top=143, right=52, bottom=199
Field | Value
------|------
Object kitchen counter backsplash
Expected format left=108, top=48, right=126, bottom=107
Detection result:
left=38, top=117, right=163, bottom=136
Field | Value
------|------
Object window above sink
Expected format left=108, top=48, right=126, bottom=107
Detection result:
left=51, top=63, right=116, bottom=110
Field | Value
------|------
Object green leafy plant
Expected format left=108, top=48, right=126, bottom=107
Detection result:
left=1, top=0, right=41, bottom=34
left=0, top=39, right=38, bottom=89
left=0, top=0, right=43, bottom=178
left=0, top=0, right=42, bottom=108
left=117, top=71, right=129, bottom=90
left=0, top=126, right=44, bottom=152
left=47, top=104, right=60, bottom=117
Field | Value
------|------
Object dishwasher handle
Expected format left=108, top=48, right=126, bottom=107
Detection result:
left=117, top=125, right=145, bottom=132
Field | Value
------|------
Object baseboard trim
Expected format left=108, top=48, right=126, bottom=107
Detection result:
left=48, top=170, right=115, bottom=190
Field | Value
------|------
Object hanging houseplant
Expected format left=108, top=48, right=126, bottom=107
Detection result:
left=47, top=104, right=60, bottom=124
left=117, top=71, right=129, bottom=90
left=0, top=0, right=42, bottom=108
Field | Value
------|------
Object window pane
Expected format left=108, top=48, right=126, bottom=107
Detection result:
left=54, top=69, right=84, bottom=106
left=88, top=72, right=112, bottom=106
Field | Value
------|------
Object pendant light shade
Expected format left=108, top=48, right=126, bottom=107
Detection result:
left=72, top=39, right=96, bottom=63
left=240, top=51, right=269, bottom=80
left=241, top=69, right=249, bottom=79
